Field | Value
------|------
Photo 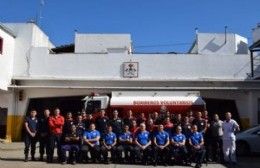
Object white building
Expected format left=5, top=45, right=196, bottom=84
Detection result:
left=0, top=22, right=259, bottom=141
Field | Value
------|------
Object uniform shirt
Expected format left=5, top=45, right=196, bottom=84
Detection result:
left=181, top=122, right=192, bottom=138
left=63, top=119, right=75, bottom=134
left=123, top=117, right=136, bottom=127
left=119, top=132, right=133, bottom=145
left=95, top=116, right=109, bottom=134
left=154, top=131, right=169, bottom=146
left=192, top=119, right=206, bottom=133
left=84, top=130, right=100, bottom=146
left=64, top=132, right=80, bottom=145
left=135, top=130, right=150, bottom=146
left=38, top=117, right=49, bottom=135
left=109, top=117, right=124, bottom=136
left=76, top=122, right=86, bottom=137
left=49, top=115, right=65, bottom=134
left=211, top=120, right=223, bottom=137
left=190, top=132, right=203, bottom=146
left=25, top=116, right=38, bottom=133
left=222, top=119, right=239, bottom=140
left=103, top=132, right=117, bottom=146
left=172, top=133, right=186, bottom=143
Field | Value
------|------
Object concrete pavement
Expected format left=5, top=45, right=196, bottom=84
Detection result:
left=0, top=142, right=259, bottom=168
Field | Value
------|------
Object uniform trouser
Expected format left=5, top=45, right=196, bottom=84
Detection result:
left=222, top=138, right=236, bottom=162
left=49, top=133, right=62, bottom=161
left=82, top=144, right=101, bottom=161
left=100, top=145, right=117, bottom=161
left=153, top=146, right=170, bottom=162
left=172, top=146, right=188, bottom=161
left=134, top=145, right=153, bottom=162
left=191, top=146, right=206, bottom=164
left=117, top=145, right=134, bottom=160
left=39, top=135, right=50, bottom=157
left=61, top=144, right=80, bottom=162
left=24, top=134, right=37, bottom=157
left=212, top=136, right=223, bottom=161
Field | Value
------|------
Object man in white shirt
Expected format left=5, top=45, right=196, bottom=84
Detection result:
left=222, top=112, right=240, bottom=164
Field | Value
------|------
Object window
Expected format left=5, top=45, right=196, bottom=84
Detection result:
left=0, top=37, right=3, bottom=55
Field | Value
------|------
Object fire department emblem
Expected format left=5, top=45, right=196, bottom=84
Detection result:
left=123, top=62, right=139, bottom=78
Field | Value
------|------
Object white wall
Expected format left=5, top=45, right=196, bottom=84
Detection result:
left=3, top=23, right=54, bottom=77
left=28, top=48, right=251, bottom=80
left=197, top=33, right=248, bottom=55
left=75, top=34, right=131, bottom=53
left=0, top=29, right=15, bottom=90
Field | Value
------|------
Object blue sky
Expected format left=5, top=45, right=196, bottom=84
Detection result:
left=1, top=0, right=259, bottom=53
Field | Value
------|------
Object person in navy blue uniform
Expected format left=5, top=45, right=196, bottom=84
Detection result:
left=24, top=109, right=38, bottom=162
left=134, top=123, right=152, bottom=165
left=153, top=124, right=170, bottom=166
left=61, top=125, right=80, bottom=165
left=82, top=123, right=101, bottom=163
left=75, top=115, right=85, bottom=162
left=95, top=110, right=109, bottom=137
left=117, top=124, right=134, bottom=163
left=100, top=125, right=117, bottom=164
left=189, top=125, right=206, bottom=168
left=63, top=112, right=75, bottom=135
left=37, top=109, right=50, bottom=161
left=171, top=126, right=188, bottom=164
left=109, top=110, right=124, bottom=137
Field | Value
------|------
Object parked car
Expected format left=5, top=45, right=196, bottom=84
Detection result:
left=236, top=125, right=260, bottom=156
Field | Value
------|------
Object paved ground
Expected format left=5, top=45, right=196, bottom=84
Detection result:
left=0, top=142, right=259, bottom=168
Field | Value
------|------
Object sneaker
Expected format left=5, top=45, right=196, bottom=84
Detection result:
left=61, top=161, right=67, bottom=165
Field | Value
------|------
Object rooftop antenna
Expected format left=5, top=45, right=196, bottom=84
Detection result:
left=195, top=27, right=199, bottom=45
left=224, top=26, right=228, bottom=44
left=36, top=0, right=45, bottom=27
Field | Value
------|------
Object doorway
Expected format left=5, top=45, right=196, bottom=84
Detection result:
left=0, top=108, right=7, bottom=138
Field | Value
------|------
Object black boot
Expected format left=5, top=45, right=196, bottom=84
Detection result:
left=24, top=155, right=28, bottom=162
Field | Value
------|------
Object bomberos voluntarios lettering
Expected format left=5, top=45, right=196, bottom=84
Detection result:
left=133, top=100, right=193, bottom=105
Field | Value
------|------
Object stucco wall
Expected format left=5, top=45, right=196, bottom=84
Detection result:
left=28, top=48, right=251, bottom=80
left=0, top=29, right=15, bottom=90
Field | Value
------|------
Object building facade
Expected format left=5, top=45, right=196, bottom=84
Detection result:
left=0, top=22, right=260, bottom=141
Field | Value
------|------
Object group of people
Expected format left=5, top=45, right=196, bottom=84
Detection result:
left=24, top=107, right=240, bottom=168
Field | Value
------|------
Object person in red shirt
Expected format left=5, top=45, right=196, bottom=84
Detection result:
left=164, top=116, right=174, bottom=135
left=48, top=107, right=65, bottom=163
left=146, top=118, right=157, bottom=134
left=129, top=119, right=139, bottom=137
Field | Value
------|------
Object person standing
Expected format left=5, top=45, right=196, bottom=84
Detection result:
left=109, top=110, right=124, bottom=137
left=95, top=110, right=109, bottom=137
left=222, top=112, right=240, bottom=164
left=24, top=109, right=38, bottom=162
left=123, top=110, right=136, bottom=127
left=48, top=108, right=65, bottom=163
left=38, top=109, right=50, bottom=161
left=210, top=114, right=223, bottom=162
